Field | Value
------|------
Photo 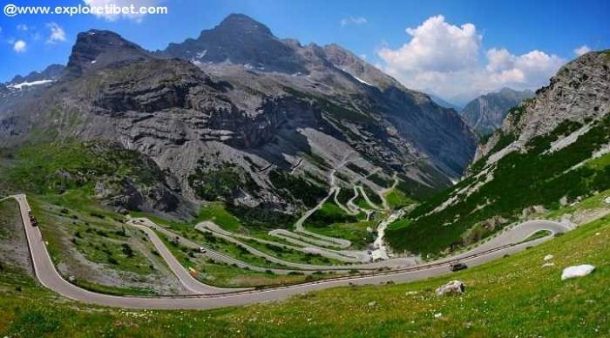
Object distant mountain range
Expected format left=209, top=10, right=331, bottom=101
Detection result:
left=460, top=88, right=535, bottom=136
left=0, top=13, right=476, bottom=218
left=8, top=64, right=65, bottom=86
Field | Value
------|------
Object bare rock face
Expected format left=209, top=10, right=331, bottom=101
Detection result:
left=163, top=14, right=476, bottom=180
left=521, top=205, right=547, bottom=219
left=512, top=52, right=609, bottom=140
left=479, top=51, right=610, bottom=160
left=322, top=43, right=398, bottom=90
left=435, top=280, right=465, bottom=296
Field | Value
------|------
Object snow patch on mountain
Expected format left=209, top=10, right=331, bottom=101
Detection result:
left=7, top=79, right=54, bottom=90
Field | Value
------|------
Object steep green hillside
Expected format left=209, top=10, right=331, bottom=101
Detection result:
left=387, top=114, right=610, bottom=256
left=4, top=141, right=163, bottom=195
left=1, top=202, right=608, bottom=337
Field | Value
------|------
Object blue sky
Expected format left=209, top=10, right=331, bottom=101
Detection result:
left=1, top=0, right=608, bottom=102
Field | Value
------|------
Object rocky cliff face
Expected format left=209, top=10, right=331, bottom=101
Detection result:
left=477, top=51, right=610, bottom=161
left=0, top=14, right=477, bottom=218
left=461, top=88, right=534, bottom=137
left=163, top=15, right=476, bottom=179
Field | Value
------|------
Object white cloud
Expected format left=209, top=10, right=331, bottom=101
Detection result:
left=379, top=15, right=481, bottom=73
left=13, top=40, right=27, bottom=53
left=46, top=22, right=66, bottom=43
left=83, top=0, right=161, bottom=22
left=340, top=16, right=367, bottom=27
left=16, top=24, right=29, bottom=31
left=485, top=48, right=513, bottom=72
left=377, top=15, right=565, bottom=103
left=574, top=45, right=591, bottom=56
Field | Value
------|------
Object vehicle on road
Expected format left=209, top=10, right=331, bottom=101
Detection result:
left=450, top=262, right=468, bottom=272
left=29, top=212, right=38, bottom=227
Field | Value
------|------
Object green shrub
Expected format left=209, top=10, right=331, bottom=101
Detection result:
left=269, top=169, right=326, bottom=207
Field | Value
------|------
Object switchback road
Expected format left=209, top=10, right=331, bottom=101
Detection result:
left=9, top=194, right=570, bottom=310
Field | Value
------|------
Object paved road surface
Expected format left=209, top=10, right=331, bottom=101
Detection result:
left=10, top=194, right=571, bottom=310
left=128, top=220, right=248, bottom=294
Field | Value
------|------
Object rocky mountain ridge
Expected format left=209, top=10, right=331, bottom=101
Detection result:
left=428, top=94, right=463, bottom=112
left=477, top=51, right=610, bottom=161
left=7, top=64, right=65, bottom=86
left=0, top=14, right=477, bottom=219
left=461, top=88, right=534, bottom=137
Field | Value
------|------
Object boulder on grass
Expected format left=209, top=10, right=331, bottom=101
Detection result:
left=561, top=265, right=595, bottom=280
left=435, top=280, right=465, bottom=296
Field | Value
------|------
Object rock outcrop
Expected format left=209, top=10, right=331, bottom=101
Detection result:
left=435, top=280, right=465, bottom=296
left=478, top=51, right=610, bottom=161
left=561, top=264, right=595, bottom=280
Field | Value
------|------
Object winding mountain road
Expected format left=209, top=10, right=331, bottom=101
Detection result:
left=270, top=153, right=361, bottom=251
left=128, top=220, right=248, bottom=294
left=9, top=194, right=571, bottom=310
left=196, top=221, right=364, bottom=267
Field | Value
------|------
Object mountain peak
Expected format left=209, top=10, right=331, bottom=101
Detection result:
left=67, top=29, right=151, bottom=75
left=164, top=13, right=306, bottom=74
left=462, top=87, right=535, bottom=136
left=498, top=87, right=517, bottom=94
left=215, top=13, right=273, bottom=36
